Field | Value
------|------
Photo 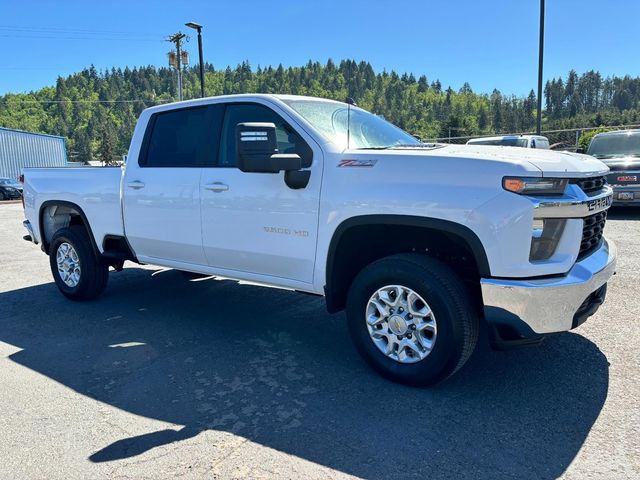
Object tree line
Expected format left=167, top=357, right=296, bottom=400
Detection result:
left=1, top=60, right=639, bottom=163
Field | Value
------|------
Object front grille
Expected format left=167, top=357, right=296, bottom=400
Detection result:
left=578, top=211, right=607, bottom=260
left=571, top=176, right=606, bottom=196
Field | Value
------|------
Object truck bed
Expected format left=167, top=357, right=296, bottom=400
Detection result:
left=23, top=167, right=124, bottom=252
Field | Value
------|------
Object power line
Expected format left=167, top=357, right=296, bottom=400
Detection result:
left=0, top=99, right=169, bottom=104
left=0, top=25, right=165, bottom=42
left=0, top=25, right=164, bottom=37
left=0, top=34, right=163, bottom=42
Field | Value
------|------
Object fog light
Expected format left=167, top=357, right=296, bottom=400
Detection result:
left=530, top=218, right=566, bottom=261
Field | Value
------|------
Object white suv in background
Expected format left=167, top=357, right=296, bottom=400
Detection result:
left=467, top=135, right=550, bottom=149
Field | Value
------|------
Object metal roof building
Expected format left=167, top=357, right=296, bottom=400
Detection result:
left=0, top=127, right=67, bottom=180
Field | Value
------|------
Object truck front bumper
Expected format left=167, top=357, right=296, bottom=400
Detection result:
left=610, top=184, right=640, bottom=205
left=481, top=237, right=617, bottom=341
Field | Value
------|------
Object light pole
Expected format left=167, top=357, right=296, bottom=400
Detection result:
left=536, top=0, right=545, bottom=135
left=185, top=21, right=205, bottom=98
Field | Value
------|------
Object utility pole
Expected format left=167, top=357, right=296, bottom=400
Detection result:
left=536, top=0, right=545, bottom=135
left=167, top=32, right=187, bottom=101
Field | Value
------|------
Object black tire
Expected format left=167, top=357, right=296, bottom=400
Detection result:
left=0, top=191, right=5, bottom=201
left=49, top=225, right=109, bottom=301
left=346, top=253, right=479, bottom=387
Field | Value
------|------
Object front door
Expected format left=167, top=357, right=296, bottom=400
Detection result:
left=200, top=102, right=322, bottom=284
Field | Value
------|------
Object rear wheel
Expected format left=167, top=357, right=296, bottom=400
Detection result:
left=0, top=191, right=5, bottom=201
left=346, top=253, right=478, bottom=386
left=49, top=226, right=109, bottom=301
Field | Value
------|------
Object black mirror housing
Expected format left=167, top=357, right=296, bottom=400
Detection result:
left=235, top=122, right=310, bottom=189
left=576, top=147, right=586, bottom=154
left=236, top=122, right=279, bottom=173
left=236, top=122, right=304, bottom=173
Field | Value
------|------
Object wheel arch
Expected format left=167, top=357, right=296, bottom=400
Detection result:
left=39, top=200, right=100, bottom=256
left=324, top=215, right=491, bottom=313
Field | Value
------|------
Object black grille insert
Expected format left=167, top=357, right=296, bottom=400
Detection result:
left=578, top=211, right=607, bottom=260
left=571, top=176, right=606, bottom=196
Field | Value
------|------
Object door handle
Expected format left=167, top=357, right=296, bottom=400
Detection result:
left=127, top=181, right=145, bottom=190
left=204, top=182, right=229, bottom=192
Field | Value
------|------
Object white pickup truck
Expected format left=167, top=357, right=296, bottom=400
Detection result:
left=21, top=94, right=616, bottom=386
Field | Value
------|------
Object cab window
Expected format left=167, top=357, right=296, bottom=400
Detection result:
left=141, top=105, right=223, bottom=167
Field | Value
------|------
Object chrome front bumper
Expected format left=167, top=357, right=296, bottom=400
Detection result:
left=610, top=184, right=640, bottom=205
left=481, top=237, right=617, bottom=335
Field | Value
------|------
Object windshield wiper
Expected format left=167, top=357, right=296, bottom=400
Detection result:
left=353, top=146, right=393, bottom=150
left=389, top=143, right=438, bottom=149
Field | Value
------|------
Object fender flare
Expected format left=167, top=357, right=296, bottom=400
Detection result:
left=39, top=200, right=100, bottom=256
left=324, top=214, right=491, bottom=312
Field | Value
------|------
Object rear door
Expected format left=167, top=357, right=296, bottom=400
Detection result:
left=200, top=101, right=322, bottom=283
left=123, top=105, right=223, bottom=265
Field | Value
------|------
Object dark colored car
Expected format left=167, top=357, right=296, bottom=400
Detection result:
left=0, top=177, right=23, bottom=200
left=587, top=130, right=640, bottom=206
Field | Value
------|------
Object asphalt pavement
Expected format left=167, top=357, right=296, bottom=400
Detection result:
left=0, top=202, right=638, bottom=479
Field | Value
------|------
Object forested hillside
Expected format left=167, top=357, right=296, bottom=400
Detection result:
left=1, top=59, right=640, bottom=163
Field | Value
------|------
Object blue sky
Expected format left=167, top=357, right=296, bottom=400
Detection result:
left=2, top=0, right=638, bottom=96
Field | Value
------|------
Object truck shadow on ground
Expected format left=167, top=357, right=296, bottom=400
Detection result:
left=0, top=267, right=609, bottom=479
left=608, top=206, right=640, bottom=221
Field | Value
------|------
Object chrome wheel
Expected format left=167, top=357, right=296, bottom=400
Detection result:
left=56, top=242, right=81, bottom=288
left=365, top=285, right=437, bottom=364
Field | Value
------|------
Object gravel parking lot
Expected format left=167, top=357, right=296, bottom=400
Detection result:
left=0, top=202, right=638, bottom=479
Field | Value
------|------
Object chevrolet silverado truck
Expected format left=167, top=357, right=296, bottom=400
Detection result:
left=21, top=94, right=617, bottom=386
left=586, top=129, right=640, bottom=205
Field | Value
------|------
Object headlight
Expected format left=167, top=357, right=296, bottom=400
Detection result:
left=503, top=177, right=568, bottom=196
left=530, top=218, right=566, bottom=261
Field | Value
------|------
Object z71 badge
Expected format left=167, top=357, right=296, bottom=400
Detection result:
left=338, top=159, right=378, bottom=168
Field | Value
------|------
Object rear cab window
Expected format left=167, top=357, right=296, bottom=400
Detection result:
left=140, top=105, right=224, bottom=167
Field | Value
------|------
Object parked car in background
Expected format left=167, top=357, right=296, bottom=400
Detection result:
left=0, top=177, right=23, bottom=200
left=587, top=129, right=640, bottom=206
left=466, top=135, right=550, bottom=149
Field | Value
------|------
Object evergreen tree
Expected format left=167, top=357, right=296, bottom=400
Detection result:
left=1, top=61, right=640, bottom=152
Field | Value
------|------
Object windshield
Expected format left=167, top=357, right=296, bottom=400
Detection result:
left=587, top=132, right=640, bottom=160
left=282, top=99, right=420, bottom=150
left=532, top=138, right=550, bottom=149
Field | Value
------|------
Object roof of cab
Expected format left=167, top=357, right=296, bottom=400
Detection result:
left=142, top=93, right=345, bottom=115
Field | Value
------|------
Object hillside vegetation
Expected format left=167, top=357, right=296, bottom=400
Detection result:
left=1, top=59, right=640, bottom=162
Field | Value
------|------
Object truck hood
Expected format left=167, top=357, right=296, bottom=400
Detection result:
left=437, top=145, right=609, bottom=178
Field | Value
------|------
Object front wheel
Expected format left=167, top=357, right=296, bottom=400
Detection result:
left=346, top=254, right=479, bottom=386
left=49, top=226, right=109, bottom=301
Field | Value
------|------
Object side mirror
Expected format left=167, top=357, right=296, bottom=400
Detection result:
left=236, top=122, right=301, bottom=173
left=576, top=147, right=586, bottom=154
